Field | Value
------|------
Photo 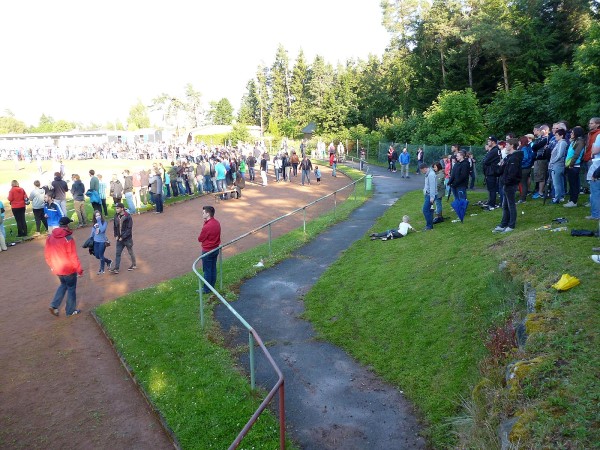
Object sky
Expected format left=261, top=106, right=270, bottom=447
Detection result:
left=0, top=0, right=391, bottom=127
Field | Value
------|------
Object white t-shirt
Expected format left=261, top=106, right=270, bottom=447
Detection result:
left=586, top=134, right=600, bottom=180
left=398, top=222, right=414, bottom=236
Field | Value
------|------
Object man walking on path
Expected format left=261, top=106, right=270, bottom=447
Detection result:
left=197, top=206, right=221, bottom=294
left=45, top=217, right=83, bottom=317
left=110, top=202, right=137, bottom=274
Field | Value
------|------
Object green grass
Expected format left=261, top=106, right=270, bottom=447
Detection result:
left=303, top=190, right=599, bottom=448
left=95, top=167, right=371, bottom=449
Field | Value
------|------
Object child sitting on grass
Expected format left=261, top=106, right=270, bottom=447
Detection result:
left=370, top=215, right=414, bottom=240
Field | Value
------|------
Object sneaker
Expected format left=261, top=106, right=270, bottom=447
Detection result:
left=106, top=260, right=113, bottom=271
left=110, top=269, right=119, bottom=274
left=516, top=200, right=525, bottom=204
left=592, top=255, right=600, bottom=264
left=531, top=193, right=541, bottom=199
left=502, top=227, right=514, bottom=233
left=492, top=226, right=506, bottom=233
left=49, top=307, right=59, bottom=317
left=97, top=270, right=104, bottom=275
left=584, top=202, right=590, bottom=207
left=127, top=265, right=137, bottom=271
left=381, top=237, right=388, bottom=241
left=67, top=309, right=81, bottom=316
left=563, top=201, right=577, bottom=208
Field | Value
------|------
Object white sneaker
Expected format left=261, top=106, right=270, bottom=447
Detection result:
left=592, top=255, right=600, bottom=264
left=502, top=227, right=514, bottom=233
left=492, top=226, right=506, bottom=233
left=563, top=201, right=577, bottom=208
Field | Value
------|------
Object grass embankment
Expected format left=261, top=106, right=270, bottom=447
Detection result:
left=303, top=190, right=599, bottom=448
left=95, top=168, right=370, bottom=449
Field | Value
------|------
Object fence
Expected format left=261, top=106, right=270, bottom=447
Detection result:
left=191, top=172, right=367, bottom=449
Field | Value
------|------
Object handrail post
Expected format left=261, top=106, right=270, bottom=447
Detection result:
left=334, top=191, right=337, bottom=218
left=249, top=332, right=255, bottom=390
left=279, top=383, right=286, bottom=449
left=219, top=248, right=223, bottom=290
left=303, top=207, right=306, bottom=234
left=199, top=279, right=205, bottom=328
left=268, top=223, right=272, bottom=256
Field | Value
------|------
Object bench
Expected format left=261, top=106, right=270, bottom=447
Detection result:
left=214, top=189, right=238, bottom=202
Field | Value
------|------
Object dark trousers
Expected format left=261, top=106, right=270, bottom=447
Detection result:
left=500, top=184, right=518, bottom=229
left=202, top=249, right=219, bottom=293
left=33, top=208, right=48, bottom=232
left=154, top=194, right=163, bottom=213
left=91, top=202, right=102, bottom=216
left=100, top=199, right=108, bottom=216
left=13, top=207, right=28, bottom=237
left=486, top=176, right=498, bottom=207
left=566, top=166, right=580, bottom=204
left=115, top=238, right=136, bottom=270
left=170, top=180, right=179, bottom=197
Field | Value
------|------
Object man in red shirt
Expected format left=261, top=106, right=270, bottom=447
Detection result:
left=197, top=206, right=221, bottom=294
left=45, top=217, right=84, bottom=317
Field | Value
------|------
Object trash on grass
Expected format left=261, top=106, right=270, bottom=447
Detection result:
left=552, top=274, right=580, bottom=291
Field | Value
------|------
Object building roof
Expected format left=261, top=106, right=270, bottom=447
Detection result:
left=301, top=122, right=316, bottom=134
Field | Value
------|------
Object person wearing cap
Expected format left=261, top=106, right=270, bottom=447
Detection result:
left=482, top=136, right=502, bottom=209
left=109, top=202, right=137, bottom=274
left=45, top=217, right=84, bottom=317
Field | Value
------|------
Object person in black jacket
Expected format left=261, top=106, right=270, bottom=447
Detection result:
left=482, top=136, right=502, bottom=209
left=493, top=139, right=523, bottom=233
left=448, top=150, right=470, bottom=200
left=109, top=203, right=137, bottom=274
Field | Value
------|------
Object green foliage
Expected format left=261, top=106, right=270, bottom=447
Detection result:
left=126, top=100, right=150, bottom=131
left=415, top=89, right=485, bottom=145
left=226, top=122, right=251, bottom=145
left=484, top=82, right=549, bottom=136
left=0, top=115, right=27, bottom=134
left=208, top=98, right=233, bottom=125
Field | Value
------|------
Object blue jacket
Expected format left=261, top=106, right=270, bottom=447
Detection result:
left=400, top=152, right=410, bottom=165
left=44, top=202, right=64, bottom=227
left=85, top=189, right=101, bottom=204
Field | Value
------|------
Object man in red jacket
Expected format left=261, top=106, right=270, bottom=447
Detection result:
left=197, top=206, right=221, bottom=294
left=45, top=217, right=84, bottom=317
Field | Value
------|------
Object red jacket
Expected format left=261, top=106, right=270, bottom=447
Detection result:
left=198, top=217, right=221, bottom=252
left=44, top=227, right=83, bottom=276
left=8, top=186, right=27, bottom=208
left=584, top=129, right=600, bottom=162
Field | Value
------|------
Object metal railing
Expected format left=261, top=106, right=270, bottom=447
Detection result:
left=191, top=170, right=366, bottom=449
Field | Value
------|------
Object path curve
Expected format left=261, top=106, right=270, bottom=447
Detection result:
left=0, top=168, right=350, bottom=449
left=215, top=163, right=428, bottom=448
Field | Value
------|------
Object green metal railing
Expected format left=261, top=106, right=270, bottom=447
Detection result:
left=191, top=170, right=366, bottom=449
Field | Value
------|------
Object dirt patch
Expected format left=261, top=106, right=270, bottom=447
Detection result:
left=0, top=168, right=350, bottom=449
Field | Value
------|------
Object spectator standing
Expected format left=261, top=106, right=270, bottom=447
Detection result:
left=0, top=199, right=6, bottom=242
left=8, top=180, right=28, bottom=237
left=260, top=154, right=268, bottom=186
left=585, top=119, right=600, bottom=220
left=329, top=152, right=337, bottom=177
left=51, top=172, right=68, bottom=220
left=300, top=156, right=313, bottom=185
left=44, top=193, right=64, bottom=233
left=291, top=151, right=300, bottom=177
left=70, top=174, right=86, bottom=227
left=448, top=151, right=470, bottom=201
left=493, top=138, right=523, bottom=233
left=139, top=168, right=150, bottom=207
left=420, top=163, right=437, bottom=231
left=482, top=136, right=502, bottom=209
left=149, top=169, right=164, bottom=214
left=109, top=174, right=123, bottom=208
left=97, top=174, right=109, bottom=216
left=564, top=126, right=586, bottom=207
left=30, top=180, right=48, bottom=236
left=399, top=148, right=410, bottom=178
left=416, top=147, right=424, bottom=174
left=549, top=129, right=568, bottom=203
left=246, top=155, right=257, bottom=182
left=88, top=169, right=102, bottom=213
left=109, top=202, right=136, bottom=274
left=122, top=169, right=137, bottom=214
left=45, top=217, right=83, bottom=317
left=518, top=135, right=535, bottom=203
left=197, top=206, right=221, bottom=294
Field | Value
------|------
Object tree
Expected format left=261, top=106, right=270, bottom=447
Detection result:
left=238, top=79, right=260, bottom=126
left=227, top=122, right=251, bottom=144
left=127, top=100, right=150, bottom=130
left=269, top=44, right=291, bottom=124
left=415, top=89, right=485, bottom=144
left=183, top=83, right=204, bottom=128
left=380, top=0, right=425, bottom=48
left=256, top=65, right=269, bottom=135
left=289, top=50, right=310, bottom=127
left=0, top=115, right=27, bottom=134
left=208, top=98, right=234, bottom=125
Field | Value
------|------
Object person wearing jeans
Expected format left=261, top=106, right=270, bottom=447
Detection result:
left=493, top=139, right=522, bottom=233
left=198, top=206, right=221, bottom=294
left=549, top=129, right=567, bottom=203
left=420, top=163, right=436, bottom=230
left=45, top=217, right=83, bottom=316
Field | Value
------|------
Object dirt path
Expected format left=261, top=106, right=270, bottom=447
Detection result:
left=0, top=168, right=350, bottom=449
